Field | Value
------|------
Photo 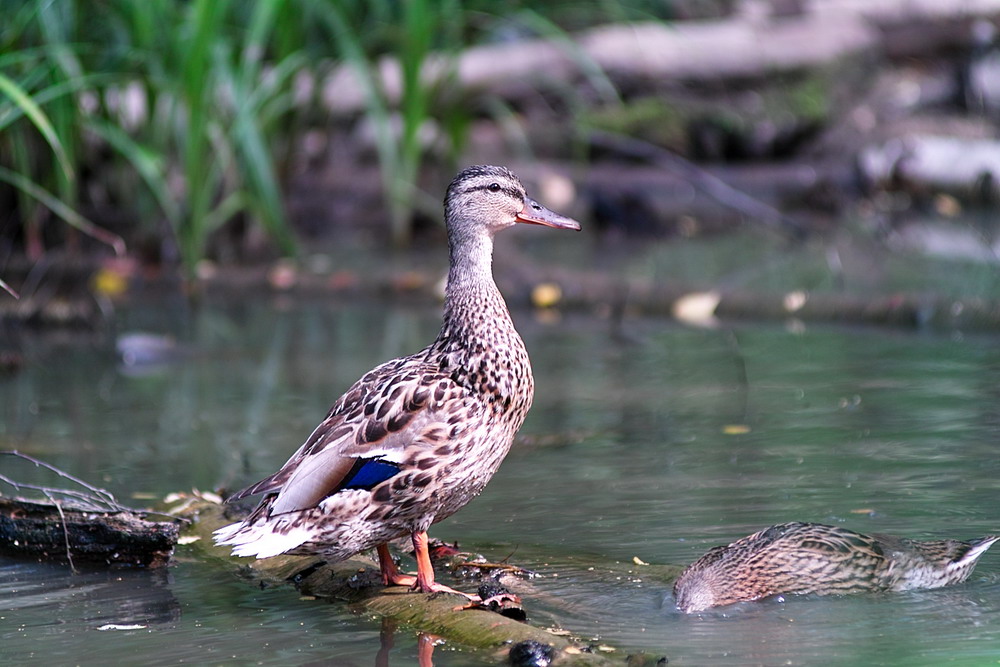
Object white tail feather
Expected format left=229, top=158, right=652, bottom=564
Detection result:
left=212, top=520, right=310, bottom=559
left=959, top=536, right=1000, bottom=566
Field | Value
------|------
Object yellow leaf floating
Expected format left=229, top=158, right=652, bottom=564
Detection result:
left=531, top=282, right=562, bottom=308
left=722, top=424, right=751, bottom=435
left=92, top=267, right=128, bottom=297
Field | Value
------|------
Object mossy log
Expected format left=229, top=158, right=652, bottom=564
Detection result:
left=179, top=498, right=666, bottom=666
left=0, top=496, right=178, bottom=567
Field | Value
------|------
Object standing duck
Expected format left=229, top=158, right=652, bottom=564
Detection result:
left=674, top=522, right=999, bottom=613
left=214, top=166, right=580, bottom=597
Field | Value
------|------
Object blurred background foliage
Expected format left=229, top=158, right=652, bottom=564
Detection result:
left=0, top=0, right=714, bottom=274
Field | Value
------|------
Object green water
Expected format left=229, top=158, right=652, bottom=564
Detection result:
left=2, top=294, right=999, bottom=665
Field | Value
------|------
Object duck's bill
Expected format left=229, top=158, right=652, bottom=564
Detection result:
left=516, top=197, right=582, bottom=230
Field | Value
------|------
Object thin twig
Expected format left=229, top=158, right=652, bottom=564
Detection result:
left=0, top=473, right=117, bottom=511
left=0, top=450, right=188, bottom=522
left=0, top=277, right=18, bottom=299
left=43, top=490, right=78, bottom=574
left=1, top=450, right=125, bottom=511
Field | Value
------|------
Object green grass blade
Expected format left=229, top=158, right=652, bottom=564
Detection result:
left=0, top=72, right=74, bottom=182
left=178, top=0, right=228, bottom=268
left=201, top=190, right=247, bottom=236
left=0, top=166, right=125, bottom=256
left=240, top=0, right=282, bottom=88
left=217, top=54, right=296, bottom=256
left=517, top=9, right=620, bottom=105
left=0, top=72, right=117, bottom=132
left=87, top=118, right=181, bottom=226
left=312, top=2, right=395, bottom=166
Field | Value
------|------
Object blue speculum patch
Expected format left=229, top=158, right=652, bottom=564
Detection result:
left=340, top=458, right=401, bottom=491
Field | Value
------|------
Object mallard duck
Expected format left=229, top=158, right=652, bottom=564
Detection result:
left=214, top=166, right=581, bottom=597
left=674, top=522, right=999, bottom=613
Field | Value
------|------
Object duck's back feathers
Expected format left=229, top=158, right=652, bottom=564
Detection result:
left=214, top=346, right=511, bottom=562
left=227, top=355, right=472, bottom=515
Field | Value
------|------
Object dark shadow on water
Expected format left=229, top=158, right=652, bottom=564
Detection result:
left=0, top=558, right=180, bottom=627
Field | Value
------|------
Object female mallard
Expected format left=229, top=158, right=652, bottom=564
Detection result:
left=674, top=522, right=999, bottom=612
left=214, top=166, right=580, bottom=597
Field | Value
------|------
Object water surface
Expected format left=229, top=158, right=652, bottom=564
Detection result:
left=2, top=293, right=998, bottom=665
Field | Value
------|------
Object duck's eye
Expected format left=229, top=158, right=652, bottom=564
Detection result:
left=487, top=183, right=501, bottom=193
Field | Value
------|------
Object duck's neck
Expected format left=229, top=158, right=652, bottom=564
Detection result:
left=432, top=228, right=534, bottom=412
left=445, top=230, right=495, bottom=294
left=436, top=231, right=516, bottom=348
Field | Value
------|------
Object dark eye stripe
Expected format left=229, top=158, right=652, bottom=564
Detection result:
left=461, top=183, right=521, bottom=199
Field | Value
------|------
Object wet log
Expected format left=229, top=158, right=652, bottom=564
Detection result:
left=0, top=497, right=178, bottom=568
left=178, top=498, right=640, bottom=666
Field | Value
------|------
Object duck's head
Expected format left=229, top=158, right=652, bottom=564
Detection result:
left=673, top=545, right=726, bottom=613
left=444, top=165, right=581, bottom=241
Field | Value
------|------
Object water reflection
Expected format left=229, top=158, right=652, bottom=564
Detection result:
left=373, top=620, right=438, bottom=667
left=0, top=559, right=180, bottom=627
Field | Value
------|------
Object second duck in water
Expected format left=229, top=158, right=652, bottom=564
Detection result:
left=674, top=522, right=999, bottom=613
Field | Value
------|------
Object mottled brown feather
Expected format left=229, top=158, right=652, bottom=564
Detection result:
left=674, top=522, right=999, bottom=612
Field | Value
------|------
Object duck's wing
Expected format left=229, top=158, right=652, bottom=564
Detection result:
left=228, top=357, right=460, bottom=516
left=743, top=523, right=883, bottom=558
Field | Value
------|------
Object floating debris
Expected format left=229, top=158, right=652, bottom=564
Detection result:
left=97, top=624, right=147, bottom=632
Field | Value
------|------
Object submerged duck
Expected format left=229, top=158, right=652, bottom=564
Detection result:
left=214, top=166, right=580, bottom=597
left=674, top=522, right=999, bottom=613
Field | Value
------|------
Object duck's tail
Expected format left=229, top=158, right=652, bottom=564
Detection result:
left=212, top=513, right=312, bottom=559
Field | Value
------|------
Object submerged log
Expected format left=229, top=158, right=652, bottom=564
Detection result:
left=0, top=496, right=178, bottom=568
left=179, top=497, right=661, bottom=666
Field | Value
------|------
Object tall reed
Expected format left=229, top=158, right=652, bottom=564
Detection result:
left=1, top=1, right=622, bottom=271
left=313, top=0, right=464, bottom=247
left=1, top=0, right=305, bottom=272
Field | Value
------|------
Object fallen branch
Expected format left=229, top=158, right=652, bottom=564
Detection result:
left=0, top=451, right=180, bottom=568
left=0, top=450, right=129, bottom=512
left=588, top=130, right=810, bottom=237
